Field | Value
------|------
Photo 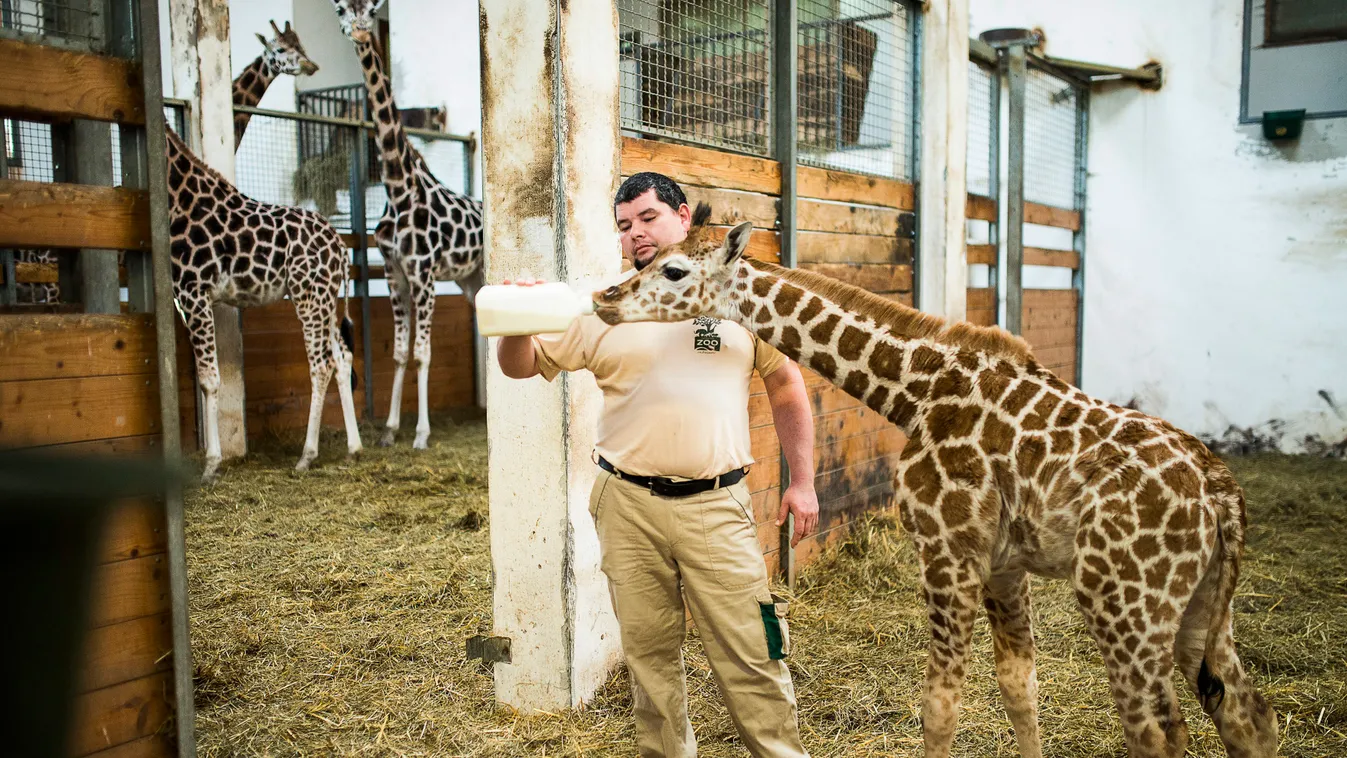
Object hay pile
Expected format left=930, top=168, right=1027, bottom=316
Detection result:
left=186, top=422, right=1347, bottom=756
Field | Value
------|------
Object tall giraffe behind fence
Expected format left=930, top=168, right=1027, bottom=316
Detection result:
left=330, top=0, right=485, bottom=450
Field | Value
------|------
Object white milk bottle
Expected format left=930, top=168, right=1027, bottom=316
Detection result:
left=474, top=282, right=597, bottom=337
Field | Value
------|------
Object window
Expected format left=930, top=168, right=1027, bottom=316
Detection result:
left=1241, top=0, right=1347, bottom=122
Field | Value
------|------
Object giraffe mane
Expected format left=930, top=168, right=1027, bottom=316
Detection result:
left=165, top=126, right=230, bottom=189
left=746, top=258, right=1036, bottom=365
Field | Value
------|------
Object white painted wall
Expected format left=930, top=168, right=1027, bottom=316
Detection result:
left=971, top=0, right=1347, bottom=453
left=291, top=0, right=367, bottom=92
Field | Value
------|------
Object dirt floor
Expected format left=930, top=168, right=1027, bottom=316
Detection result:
left=185, top=418, right=1347, bottom=757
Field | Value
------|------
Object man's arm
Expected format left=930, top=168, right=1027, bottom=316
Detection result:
left=497, top=336, right=541, bottom=379
left=763, top=361, right=819, bottom=547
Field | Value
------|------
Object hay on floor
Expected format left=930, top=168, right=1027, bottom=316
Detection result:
left=186, top=420, right=1347, bottom=756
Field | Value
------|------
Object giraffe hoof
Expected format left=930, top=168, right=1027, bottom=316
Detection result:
left=201, top=458, right=222, bottom=485
left=379, top=430, right=398, bottom=447
left=413, top=436, right=429, bottom=450
left=295, top=456, right=315, bottom=473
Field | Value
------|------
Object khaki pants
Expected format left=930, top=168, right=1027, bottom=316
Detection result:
left=589, top=469, right=808, bottom=758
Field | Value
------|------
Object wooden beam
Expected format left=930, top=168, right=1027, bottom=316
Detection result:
left=966, top=193, right=997, bottom=221
left=0, top=373, right=161, bottom=448
left=67, top=671, right=172, bottom=758
left=966, top=287, right=997, bottom=310
left=1023, top=246, right=1080, bottom=269
left=799, top=262, right=913, bottom=293
left=796, top=166, right=914, bottom=209
left=1024, top=201, right=1082, bottom=231
left=797, top=199, right=902, bottom=236
left=797, top=231, right=913, bottom=265
left=0, top=180, right=151, bottom=250
left=0, top=38, right=146, bottom=124
left=620, top=137, right=781, bottom=196
left=966, top=244, right=997, bottom=266
left=76, top=613, right=172, bottom=695
left=0, top=314, right=157, bottom=382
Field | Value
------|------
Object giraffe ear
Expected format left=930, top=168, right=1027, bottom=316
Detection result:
left=722, top=221, right=753, bottom=265
left=256, top=32, right=272, bottom=51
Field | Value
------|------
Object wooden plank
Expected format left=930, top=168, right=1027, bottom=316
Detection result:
left=1032, top=345, right=1077, bottom=368
left=620, top=137, right=780, bottom=196
left=80, top=735, right=175, bottom=758
left=966, top=308, right=997, bottom=327
left=966, top=244, right=996, bottom=266
left=966, top=193, right=998, bottom=221
left=1022, top=325, right=1078, bottom=350
left=0, top=38, right=146, bottom=124
left=1024, top=247, right=1080, bottom=269
left=0, top=180, right=151, bottom=251
left=1024, top=288, right=1079, bottom=309
left=27, top=434, right=162, bottom=457
left=0, top=374, right=160, bottom=448
left=85, top=553, right=170, bottom=629
left=797, top=165, right=914, bottom=209
left=966, top=287, right=997, bottom=310
left=797, top=231, right=912, bottom=265
left=1023, top=307, right=1077, bottom=330
left=797, top=199, right=902, bottom=236
left=1024, top=201, right=1082, bottom=231
left=68, top=672, right=172, bottom=758
left=97, top=499, right=167, bottom=565
left=0, top=314, right=157, bottom=382
left=77, top=613, right=173, bottom=694
left=702, top=225, right=780, bottom=263
left=799, top=263, right=912, bottom=293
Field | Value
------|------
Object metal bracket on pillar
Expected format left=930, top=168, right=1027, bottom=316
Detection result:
left=981, top=28, right=1036, bottom=336
left=772, top=0, right=799, bottom=589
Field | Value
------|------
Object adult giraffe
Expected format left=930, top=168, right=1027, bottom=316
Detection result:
left=330, top=0, right=485, bottom=449
left=590, top=205, right=1278, bottom=758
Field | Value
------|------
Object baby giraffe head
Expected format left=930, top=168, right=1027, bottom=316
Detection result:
left=594, top=203, right=753, bottom=325
left=331, top=0, right=387, bottom=43
left=257, top=20, right=319, bottom=77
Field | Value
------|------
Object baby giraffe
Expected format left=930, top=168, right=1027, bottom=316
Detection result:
left=591, top=204, right=1277, bottom=758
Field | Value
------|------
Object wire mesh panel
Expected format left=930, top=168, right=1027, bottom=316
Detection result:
left=0, top=0, right=106, bottom=50
left=1024, top=66, right=1081, bottom=210
left=618, top=0, right=773, bottom=155
left=797, top=0, right=915, bottom=179
left=966, top=60, right=996, bottom=197
left=2, top=119, right=57, bottom=182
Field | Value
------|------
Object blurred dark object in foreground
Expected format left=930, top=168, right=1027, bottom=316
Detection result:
left=0, top=450, right=175, bottom=758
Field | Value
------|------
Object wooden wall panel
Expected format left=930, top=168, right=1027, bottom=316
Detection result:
left=0, top=38, right=146, bottom=124
left=0, top=180, right=151, bottom=251
left=1023, top=288, right=1079, bottom=386
left=68, top=672, right=172, bottom=758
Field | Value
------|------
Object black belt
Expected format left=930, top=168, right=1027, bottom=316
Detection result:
left=598, top=456, right=747, bottom=499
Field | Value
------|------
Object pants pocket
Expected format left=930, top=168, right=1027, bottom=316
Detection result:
left=759, top=594, right=791, bottom=660
left=703, top=490, right=766, bottom=591
left=589, top=470, right=613, bottom=522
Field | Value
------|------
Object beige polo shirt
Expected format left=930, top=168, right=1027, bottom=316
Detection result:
left=533, top=315, right=788, bottom=480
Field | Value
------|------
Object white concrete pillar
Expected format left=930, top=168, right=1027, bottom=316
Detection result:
left=480, top=0, right=624, bottom=710
left=169, top=0, right=247, bottom=458
left=918, top=0, right=970, bottom=321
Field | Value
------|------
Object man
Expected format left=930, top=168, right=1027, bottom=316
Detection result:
left=495, top=172, right=818, bottom=757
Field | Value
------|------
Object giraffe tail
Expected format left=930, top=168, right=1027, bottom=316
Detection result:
left=1196, top=462, right=1248, bottom=715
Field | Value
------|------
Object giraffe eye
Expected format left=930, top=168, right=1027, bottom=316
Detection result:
left=663, top=267, right=688, bottom=282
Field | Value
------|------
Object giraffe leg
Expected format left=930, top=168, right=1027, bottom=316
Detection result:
left=984, top=570, right=1042, bottom=758
left=410, top=277, right=437, bottom=449
left=180, top=297, right=223, bottom=483
left=917, top=551, right=984, bottom=758
left=333, top=322, right=362, bottom=459
left=1175, top=547, right=1278, bottom=757
left=1074, top=516, right=1195, bottom=758
left=380, top=259, right=411, bottom=447
left=293, top=298, right=338, bottom=472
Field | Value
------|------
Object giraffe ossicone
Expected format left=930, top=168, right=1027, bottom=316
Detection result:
left=593, top=203, right=1278, bottom=758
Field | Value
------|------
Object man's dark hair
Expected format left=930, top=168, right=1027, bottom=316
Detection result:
left=615, top=172, right=687, bottom=215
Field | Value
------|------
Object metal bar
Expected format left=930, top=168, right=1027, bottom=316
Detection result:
left=1072, top=85, right=1089, bottom=387
left=462, top=136, right=475, bottom=197
left=772, top=0, right=797, bottom=588
left=349, top=124, right=374, bottom=419
left=134, top=0, right=194, bottom=753
left=987, top=50, right=1001, bottom=322
left=1004, top=43, right=1026, bottom=336
left=231, top=104, right=473, bottom=144
left=908, top=4, right=923, bottom=309
left=109, top=0, right=152, bottom=313
left=969, top=36, right=997, bottom=67
left=0, top=134, right=12, bottom=306
left=1032, top=53, right=1160, bottom=89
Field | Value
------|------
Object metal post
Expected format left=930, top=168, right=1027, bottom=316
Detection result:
left=350, top=126, right=375, bottom=419
left=987, top=57, right=1001, bottom=320
left=109, top=0, right=154, bottom=313
left=0, top=133, right=12, bottom=306
left=908, top=6, right=923, bottom=310
left=1072, top=86, right=1089, bottom=386
left=772, top=0, right=798, bottom=588
left=1002, top=42, right=1026, bottom=336
left=136, top=0, right=195, bottom=753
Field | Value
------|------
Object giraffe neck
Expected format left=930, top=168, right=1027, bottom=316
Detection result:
left=353, top=35, right=415, bottom=204
left=717, top=259, right=1038, bottom=437
left=165, top=124, right=245, bottom=208
left=231, top=55, right=279, bottom=147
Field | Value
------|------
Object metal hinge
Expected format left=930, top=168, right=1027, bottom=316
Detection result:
left=466, top=635, right=512, bottom=665
left=897, top=212, right=917, bottom=239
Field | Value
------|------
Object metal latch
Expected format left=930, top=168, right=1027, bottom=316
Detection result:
left=466, top=635, right=512, bottom=665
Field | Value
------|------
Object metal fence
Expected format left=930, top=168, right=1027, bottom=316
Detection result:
left=966, top=58, right=997, bottom=198
left=1024, top=65, right=1083, bottom=210
left=0, top=0, right=106, bottom=51
left=616, top=0, right=919, bottom=178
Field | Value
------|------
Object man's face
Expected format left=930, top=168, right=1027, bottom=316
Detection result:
left=615, top=189, right=692, bottom=270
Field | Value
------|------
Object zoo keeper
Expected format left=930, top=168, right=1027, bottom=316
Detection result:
left=495, top=172, right=820, bottom=758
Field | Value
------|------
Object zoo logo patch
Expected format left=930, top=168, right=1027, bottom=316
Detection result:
left=693, top=316, right=722, bottom=352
